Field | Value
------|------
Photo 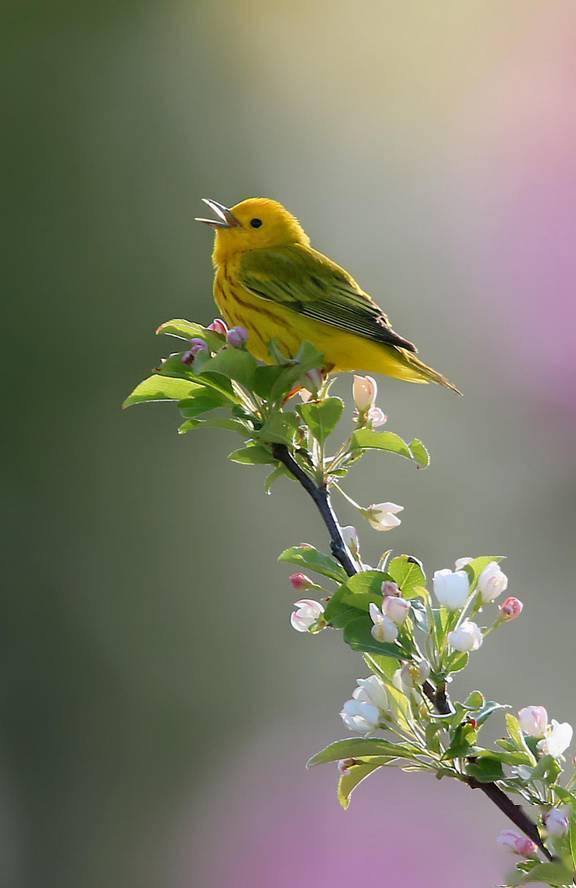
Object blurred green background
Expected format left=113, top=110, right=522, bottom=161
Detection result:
left=4, top=2, right=576, bottom=886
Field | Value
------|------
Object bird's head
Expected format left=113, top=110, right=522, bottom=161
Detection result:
left=196, top=197, right=310, bottom=264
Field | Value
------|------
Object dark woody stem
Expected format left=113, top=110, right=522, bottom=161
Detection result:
left=272, top=443, right=552, bottom=863
left=271, top=444, right=357, bottom=577
left=421, top=681, right=552, bottom=861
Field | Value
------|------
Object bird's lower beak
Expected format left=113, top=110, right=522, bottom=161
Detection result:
left=195, top=198, right=240, bottom=228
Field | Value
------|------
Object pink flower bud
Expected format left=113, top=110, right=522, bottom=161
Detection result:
left=226, top=326, right=248, bottom=348
left=518, top=705, right=548, bottom=738
left=544, top=807, right=570, bottom=838
left=181, top=338, right=208, bottom=364
left=382, top=595, right=411, bottom=626
left=381, top=580, right=401, bottom=597
left=207, top=318, right=228, bottom=336
left=353, top=375, right=377, bottom=412
left=337, top=758, right=357, bottom=776
left=497, top=829, right=538, bottom=858
left=500, top=596, right=523, bottom=621
left=289, top=572, right=314, bottom=591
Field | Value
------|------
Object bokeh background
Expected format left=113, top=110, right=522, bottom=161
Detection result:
left=4, top=2, right=576, bottom=886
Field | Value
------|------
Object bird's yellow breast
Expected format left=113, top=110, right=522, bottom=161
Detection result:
left=214, top=257, right=421, bottom=380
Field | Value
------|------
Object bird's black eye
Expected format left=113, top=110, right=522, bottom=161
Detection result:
left=250, top=218, right=263, bottom=228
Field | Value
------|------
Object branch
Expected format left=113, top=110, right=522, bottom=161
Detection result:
left=271, top=444, right=357, bottom=577
left=467, top=777, right=552, bottom=861
left=273, top=442, right=552, bottom=862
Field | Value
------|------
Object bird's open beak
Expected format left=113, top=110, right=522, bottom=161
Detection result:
left=195, top=198, right=240, bottom=228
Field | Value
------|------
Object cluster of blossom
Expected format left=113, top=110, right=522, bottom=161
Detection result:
left=288, top=377, right=574, bottom=877
left=431, top=559, right=518, bottom=651
left=290, top=556, right=520, bottom=648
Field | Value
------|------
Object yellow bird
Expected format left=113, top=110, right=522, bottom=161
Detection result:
left=195, top=197, right=460, bottom=394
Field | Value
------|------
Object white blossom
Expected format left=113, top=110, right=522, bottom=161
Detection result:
left=394, top=661, right=430, bottom=691
left=369, top=602, right=399, bottom=643
left=478, top=561, right=508, bottom=603
left=340, top=699, right=380, bottom=735
left=454, top=556, right=473, bottom=570
left=538, top=720, right=573, bottom=758
left=340, top=675, right=388, bottom=736
left=365, top=502, right=403, bottom=532
left=448, top=620, right=483, bottom=652
left=354, top=675, right=389, bottom=711
left=290, top=599, right=324, bottom=632
left=433, top=569, right=470, bottom=610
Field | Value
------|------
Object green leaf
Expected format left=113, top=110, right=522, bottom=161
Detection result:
left=443, top=722, right=477, bottom=760
left=463, top=691, right=485, bottom=710
left=445, top=650, right=469, bottom=673
left=505, top=714, right=537, bottom=766
left=323, top=598, right=365, bottom=630
left=264, top=464, right=293, bottom=494
left=475, top=701, right=510, bottom=727
left=466, top=753, right=505, bottom=783
left=257, top=412, right=299, bottom=445
left=343, top=615, right=411, bottom=658
left=228, top=444, right=277, bottom=465
left=123, top=375, right=205, bottom=408
left=510, top=861, right=575, bottom=886
left=253, top=365, right=287, bottom=400
left=298, top=397, right=344, bottom=445
left=350, top=429, right=413, bottom=461
left=387, top=555, right=426, bottom=599
left=531, top=755, right=561, bottom=784
left=178, top=390, right=230, bottom=418
left=364, top=653, right=402, bottom=683
left=178, top=417, right=251, bottom=435
left=338, top=761, right=382, bottom=810
left=307, top=737, right=423, bottom=767
left=338, top=570, right=389, bottom=611
left=409, top=438, right=430, bottom=468
left=278, top=545, right=348, bottom=583
left=193, top=348, right=258, bottom=389
left=157, top=354, right=238, bottom=399
left=268, top=342, right=325, bottom=401
left=156, top=318, right=224, bottom=351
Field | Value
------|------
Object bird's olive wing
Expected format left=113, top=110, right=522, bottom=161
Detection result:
left=239, top=245, right=417, bottom=353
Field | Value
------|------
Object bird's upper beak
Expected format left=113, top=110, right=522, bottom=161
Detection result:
left=195, top=198, right=240, bottom=229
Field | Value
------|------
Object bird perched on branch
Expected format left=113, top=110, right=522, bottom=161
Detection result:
left=195, top=197, right=460, bottom=393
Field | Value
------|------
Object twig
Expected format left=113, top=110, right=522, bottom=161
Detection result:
left=272, top=442, right=552, bottom=861
left=423, top=679, right=551, bottom=860
left=271, top=444, right=357, bottom=576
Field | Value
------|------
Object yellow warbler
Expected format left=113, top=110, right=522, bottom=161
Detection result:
left=195, top=197, right=460, bottom=393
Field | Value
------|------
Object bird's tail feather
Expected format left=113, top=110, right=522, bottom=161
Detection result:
left=397, top=349, right=462, bottom=395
